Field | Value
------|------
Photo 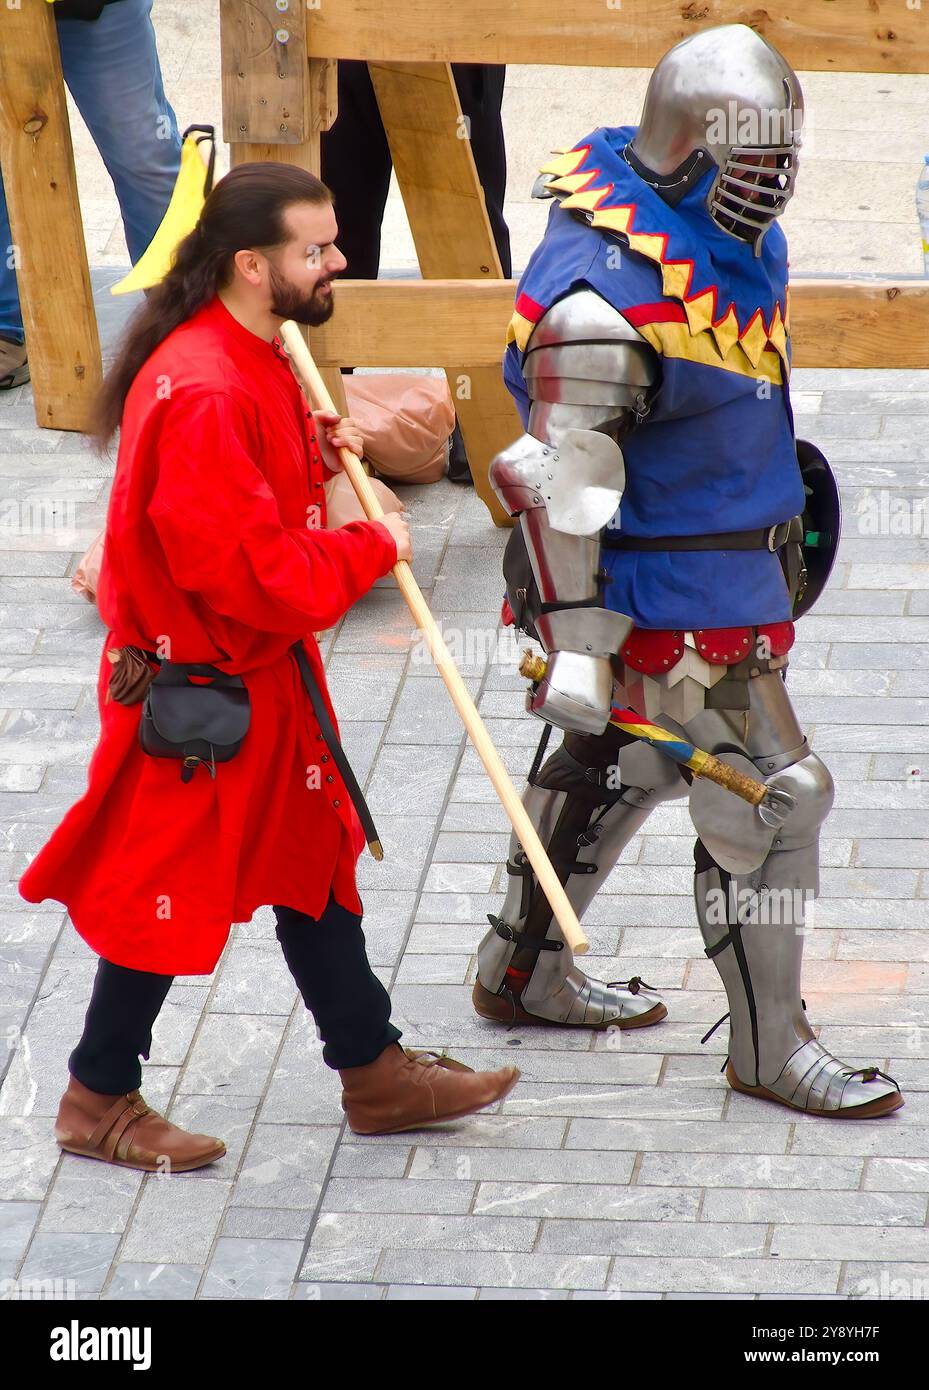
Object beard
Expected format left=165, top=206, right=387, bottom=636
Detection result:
left=268, top=263, right=335, bottom=326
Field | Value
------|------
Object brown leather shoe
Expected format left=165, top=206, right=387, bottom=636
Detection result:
left=340, top=1043, right=520, bottom=1135
left=54, top=1075, right=226, bottom=1173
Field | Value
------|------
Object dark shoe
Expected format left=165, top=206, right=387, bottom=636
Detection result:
left=340, top=1043, right=519, bottom=1135
left=54, top=1074, right=226, bottom=1172
left=0, top=335, right=28, bottom=390
left=445, top=420, right=474, bottom=485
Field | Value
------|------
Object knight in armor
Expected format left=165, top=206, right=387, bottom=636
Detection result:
left=472, top=24, right=903, bottom=1118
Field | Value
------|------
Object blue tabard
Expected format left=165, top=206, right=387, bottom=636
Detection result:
left=503, top=125, right=806, bottom=631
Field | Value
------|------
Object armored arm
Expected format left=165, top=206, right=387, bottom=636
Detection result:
left=490, top=287, right=660, bottom=734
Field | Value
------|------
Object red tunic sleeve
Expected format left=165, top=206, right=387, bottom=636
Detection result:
left=146, top=390, right=398, bottom=637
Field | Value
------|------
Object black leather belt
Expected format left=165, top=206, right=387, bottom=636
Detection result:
left=291, top=641, right=383, bottom=861
left=602, top=516, right=803, bottom=552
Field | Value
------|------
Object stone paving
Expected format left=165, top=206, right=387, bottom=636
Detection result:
left=0, top=275, right=927, bottom=1295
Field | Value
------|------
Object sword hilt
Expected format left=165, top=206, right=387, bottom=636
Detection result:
left=693, top=752, right=768, bottom=807
left=519, top=650, right=547, bottom=683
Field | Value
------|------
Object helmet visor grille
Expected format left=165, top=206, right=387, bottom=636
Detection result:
left=711, top=145, right=798, bottom=237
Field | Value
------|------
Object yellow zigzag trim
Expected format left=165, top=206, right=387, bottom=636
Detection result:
left=537, top=146, right=791, bottom=377
left=636, top=320, right=784, bottom=386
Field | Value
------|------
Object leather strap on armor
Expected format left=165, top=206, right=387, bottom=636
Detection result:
left=488, top=914, right=564, bottom=953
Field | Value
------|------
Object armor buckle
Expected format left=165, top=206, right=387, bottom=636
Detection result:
left=766, top=521, right=790, bottom=552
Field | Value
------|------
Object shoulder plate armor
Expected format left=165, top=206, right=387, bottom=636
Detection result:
left=523, top=288, right=659, bottom=412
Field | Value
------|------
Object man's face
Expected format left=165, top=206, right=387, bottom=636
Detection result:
left=266, top=201, right=347, bottom=326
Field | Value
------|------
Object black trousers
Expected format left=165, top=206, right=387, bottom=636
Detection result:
left=320, top=60, right=512, bottom=278
left=68, top=896, right=402, bottom=1094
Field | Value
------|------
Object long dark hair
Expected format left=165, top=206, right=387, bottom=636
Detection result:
left=93, top=161, right=332, bottom=450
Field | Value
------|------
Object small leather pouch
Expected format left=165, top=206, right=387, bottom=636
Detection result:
left=107, top=646, right=159, bottom=706
left=138, top=660, right=250, bottom=782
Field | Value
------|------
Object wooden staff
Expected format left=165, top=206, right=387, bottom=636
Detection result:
left=279, top=321, right=588, bottom=955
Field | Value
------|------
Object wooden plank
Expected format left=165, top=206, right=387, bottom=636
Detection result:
left=220, top=0, right=310, bottom=145
left=369, top=62, right=514, bottom=522
left=225, top=36, right=347, bottom=417
left=313, top=280, right=517, bottom=365
left=790, top=280, right=929, bottom=370
left=313, top=278, right=929, bottom=371
left=309, top=57, right=338, bottom=133
left=0, top=2, right=102, bottom=431
left=228, top=140, right=320, bottom=168
left=306, top=0, right=929, bottom=74
left=368, top=62, right=502, bottom=279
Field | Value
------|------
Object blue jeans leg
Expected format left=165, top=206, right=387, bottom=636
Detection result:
left=0, top=0, right=181, bottom=341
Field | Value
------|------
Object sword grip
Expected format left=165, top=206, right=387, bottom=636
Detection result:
left=698, top=754, right=768, bottom=806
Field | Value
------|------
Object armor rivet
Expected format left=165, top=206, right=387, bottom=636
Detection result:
left=662, top=659, right=668, bottom=666
left=742, top=637, right=749, bottom=644
left=552, top=455, right=559, bottom=461
left=699, top=643, right=706, bottom=650
left=673, top=649, right=680, bottom=655
left=712, top=651, right=718, bottom=658
left=585, top=644, right=592, bottom=652
left=767, top=761, right=775, bottom=770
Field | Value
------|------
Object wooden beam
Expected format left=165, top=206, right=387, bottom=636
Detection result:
left=368, top=63, right=514, bottom=522
left=313, top=280, right=517, bottom=365
left=223, top=16, right=346, bottom=414
left=789, top=280, right=929, bottom=371
left=0, top=1, right=102, bottom=431
left=313, top=278, right=929, bottom=371
left=220, top=0, right=310, bottom=145
left=306, top=1, right=929, bottom=74
left=368, top=63, right=503, bottom=279
left=310, top=57, right=338, bottom=133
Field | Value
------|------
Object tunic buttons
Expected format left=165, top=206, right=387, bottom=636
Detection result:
left=320, top=754, right=329, bottom=763
left=333, top=799, right=341, bottom=808
left=326, top=775, right=334, bottom=784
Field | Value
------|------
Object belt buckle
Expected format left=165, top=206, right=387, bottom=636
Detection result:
left=766, top=522, right=787, bottom=551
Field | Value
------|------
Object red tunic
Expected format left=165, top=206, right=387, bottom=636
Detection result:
left=18, top=296, right=398, bottom=975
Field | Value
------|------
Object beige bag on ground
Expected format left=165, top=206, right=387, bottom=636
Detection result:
left=71, top=446, right=407, bottom=609
left=71, top=529, right=105, bottom=602
left=343, top=373, right=453, bottom=484
left=323, top=470, right=403, bottom=528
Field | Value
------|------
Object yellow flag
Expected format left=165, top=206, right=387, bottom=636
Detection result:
left=110, top=130, right=212, bottom=296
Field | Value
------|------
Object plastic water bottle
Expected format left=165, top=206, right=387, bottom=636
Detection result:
left=918, top=156, right=929, bottom=275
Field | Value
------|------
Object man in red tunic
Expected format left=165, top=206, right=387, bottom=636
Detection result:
left=20, top=162, right=518, bottom=1170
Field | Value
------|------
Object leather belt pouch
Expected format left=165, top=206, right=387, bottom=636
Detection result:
left=139, top=660, right=250, bottom=781
left=107, top=646, right=159, bottom=706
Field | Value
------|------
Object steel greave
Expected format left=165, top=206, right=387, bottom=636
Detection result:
left=476, top=783, right=661, bottom=1026
left=695, top=836, right=901, bottom=1113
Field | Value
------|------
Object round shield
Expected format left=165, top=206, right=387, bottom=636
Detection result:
left=793, top=438, right=842, bottom=619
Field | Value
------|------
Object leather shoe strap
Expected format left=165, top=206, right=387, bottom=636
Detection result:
left=85, top=1093, right=152, bottom=1159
